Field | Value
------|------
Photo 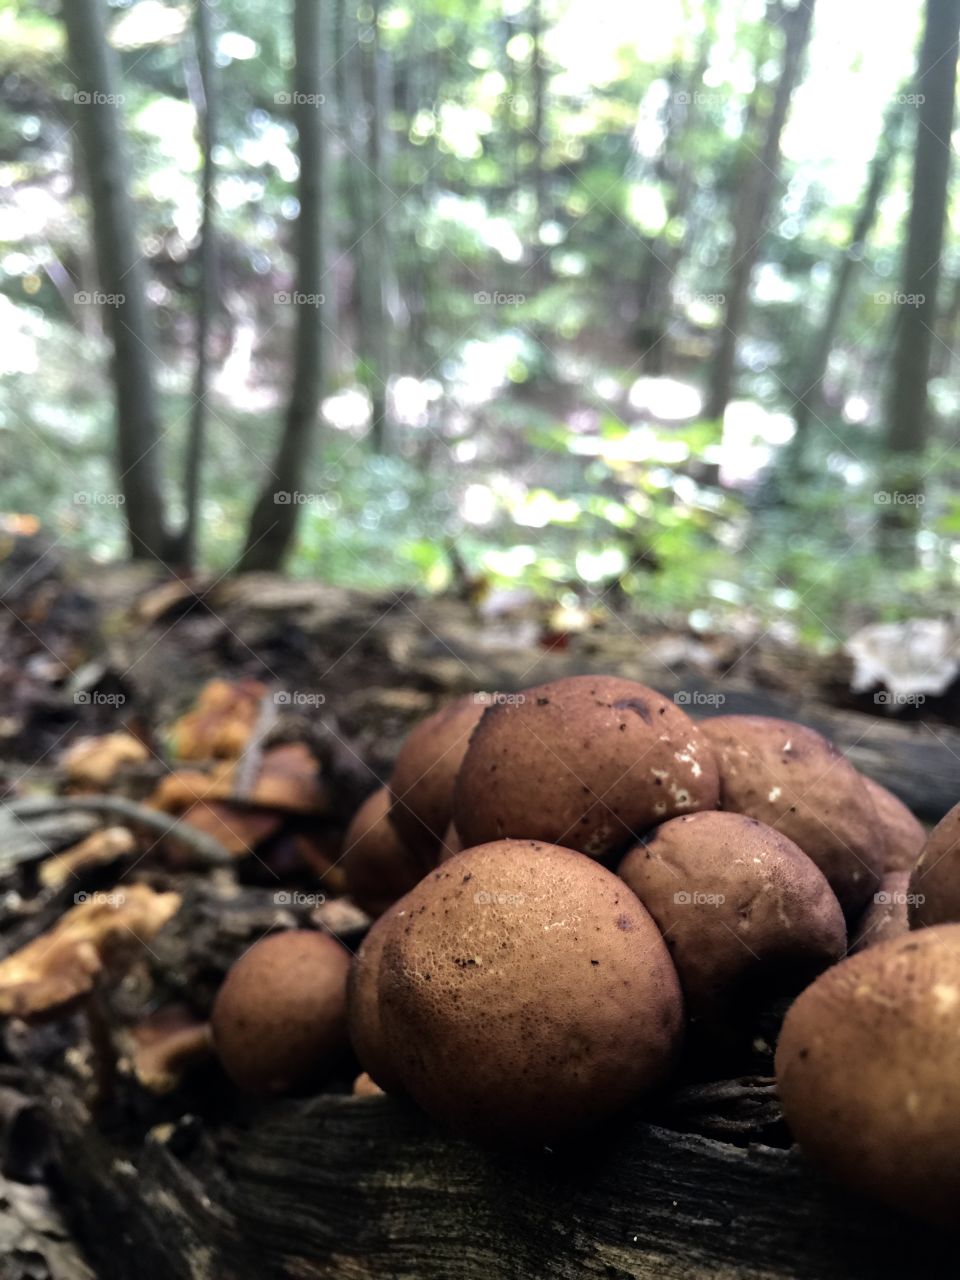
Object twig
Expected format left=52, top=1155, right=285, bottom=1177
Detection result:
left=5, top=796, right=233, bottom=866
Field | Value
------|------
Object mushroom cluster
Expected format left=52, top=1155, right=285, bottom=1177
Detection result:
left=336, top=677, right=921, bottom=1144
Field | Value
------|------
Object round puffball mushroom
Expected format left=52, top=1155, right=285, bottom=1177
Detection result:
left=775, top=925, right=960, bottom=1227
left=346, top=906, right=406, bottom=1095
left=700, top=716, right=883, bottom=917
left=850, top=871, right=913, bottom=953
left=454, top=676, right=719, bottom=859
left=388, top=696, right=487, bottom=857
left=860, top=776, right=926, bottom=873
left=342, top=786, right=426, bottom=918
left=211, top=930, right=350, bottom=1095
left=618, top=811, right=846, bottom=1029
left=908, top=801, right=960, bottom=929
left=378, top=839, right=685, bottom=1146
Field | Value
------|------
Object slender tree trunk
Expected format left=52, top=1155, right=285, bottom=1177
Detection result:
left=789, top=98, right=905, bottom=462
left=359, top=0, right=390, bottom=452
left=177, top=0, right=218, bottom=570
left=61, top=0, right=170, bottom=561
left=705, top=0, right=817, bottom=423
left=238, top=0, right=326, bottom=572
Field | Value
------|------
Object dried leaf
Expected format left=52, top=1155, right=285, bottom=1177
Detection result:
left=62, top=733, right=150, bottom=789
left=170, top=678, right=267, bottom=760
left=38, top=826, right=137, bottom=890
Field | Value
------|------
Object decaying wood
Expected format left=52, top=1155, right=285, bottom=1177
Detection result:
left=48, top=1084, right=954, bottom=1280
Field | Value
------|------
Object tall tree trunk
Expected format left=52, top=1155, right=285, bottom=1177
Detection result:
left=61, top=0, right=170, bottom=561
left=238, top=0, right=326, bottom=573
left=177, top=0, right=218, bottom=571
left=789, top=98, right=905, bottom=464
left=359, top=0, right=391, bottom=452
left=705, top=0, right=817, bottom=423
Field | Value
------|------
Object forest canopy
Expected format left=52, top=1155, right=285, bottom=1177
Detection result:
left=2, top=0, right=959, bottom=645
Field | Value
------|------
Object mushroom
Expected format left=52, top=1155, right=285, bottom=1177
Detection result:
left=908, top=800, right=960, bottom=928
left=377, top=839, right=684, bottom=1145
left=700, top=715, right=883, bottom=917
left=860, top=776, right=926, bottom=872
left=211, top=930, right=351, bottom=1095
left=388, top=695, right=487, bottom=858
left=847, top=779, right=927, bottom=951
left=775, top=925, right=960, bottom=1227
left=126, top=1005, right=214, bottom=1094
left=850, top=871, right=914, bottom=953
left=342, top=787, right=425, bottom=918
left=453, top=676, right=719, bottom=859
left=347, top=905, right=406, bottom=1096
left=617, top=811, right=846, bottom=1032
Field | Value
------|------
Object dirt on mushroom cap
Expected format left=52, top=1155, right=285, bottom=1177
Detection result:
left=377, top=838, right=685, bottom=1146
left=453, top=675, right=720, bottom=859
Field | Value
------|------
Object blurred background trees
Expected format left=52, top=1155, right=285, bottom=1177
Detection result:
left=2, top=0, right=960, bottom=644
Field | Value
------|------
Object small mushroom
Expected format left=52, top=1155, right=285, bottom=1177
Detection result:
left=700, top=715, right=883, bottom=917
left=908, top=800, right=960, bottom=929
left=454, top=676, right=719, bottom=859
left=127, top=1005, right=214, bottom=1094
left=618, top=811, right=846, bottom=1032
left=347, top=906, right=406, bottom=1096
left=775, top=925, right=960, bottom=1227
left=388, top=695, right=487, bottom=857
left=850, top=871, right=913, bottom=953
left=860, top=776, right=926, bottom=872
left=378, top=839, right=684, bottom=1145
left=211, top=930, right=351, bottom=1095
left=342, top=787, right=426, bottom=917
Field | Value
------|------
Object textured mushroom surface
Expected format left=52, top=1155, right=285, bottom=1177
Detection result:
left=776, top=925, right=960, bottom=1227
left=908, top=800, right=960, bottom=928
left=860, top=776, right=926, bottom=873
left=700, top=715, right=883, bottom=917
left=342, top=786, right=426, bottom=917
left=618, top=811, right=845, bottom=1025
left=347, top=906, right=406, bottom=1095
left=454, top=676, right=719, bottom=858
left=211, top=930, right=350, bottom=1095
left=389, top=696, right=487, bottom=856
left=378, top=839, right=684, bottom=1145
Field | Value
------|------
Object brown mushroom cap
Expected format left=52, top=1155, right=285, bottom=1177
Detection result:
left=437, top=822, right=463, bottom=863
left=775, top=924, right=960, bottom=1227
left=378, top=839, right=684, bottom=1145
left=388, top=696, right=487, bottom=857
left=860, top=776, right=926, bottom=873
left=211, top=930, right=350, bottom=1095
left=453, top=676, right=719, bottom=859
left=346, top=907, right=406, bottom=1095
left=700, top=715, right=883, bottom=917
left=618, top=811, right=846, bottom=1027
left=908, top=800, right=960, bottom=928
left=342, top=787, right=426, bottom=917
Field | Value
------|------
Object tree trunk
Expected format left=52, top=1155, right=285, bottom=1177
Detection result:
left=882, top=0, right=960, bottom=535
left=359, top=0, right=391, bottom=453
left=61, top=0, right=171, bottom=561
left=176, top=0, right=218, bottom=571
left=237, top=0, right=326, bottom=573
left=528, top=0, right=548, bottom=287
left=789, top=98, right=905, bottom=464
left=705, top=0, right=817, bottom=423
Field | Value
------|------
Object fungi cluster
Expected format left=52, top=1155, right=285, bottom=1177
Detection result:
left=200, top=675, right=959, bottom=1225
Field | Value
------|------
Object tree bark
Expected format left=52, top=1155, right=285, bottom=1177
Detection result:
left=177, top=0, right=218, bottom=570
left=238, top=0, right=327, bottom=573
left=359, top=0, right=391, bottom=453
left=705, top=0, right=817, bottom=423
left=789, top=98, right=905, bottom=463
left=882, top=0, right=960, bottom=540
left=61, top=0, right=171, bottom=561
